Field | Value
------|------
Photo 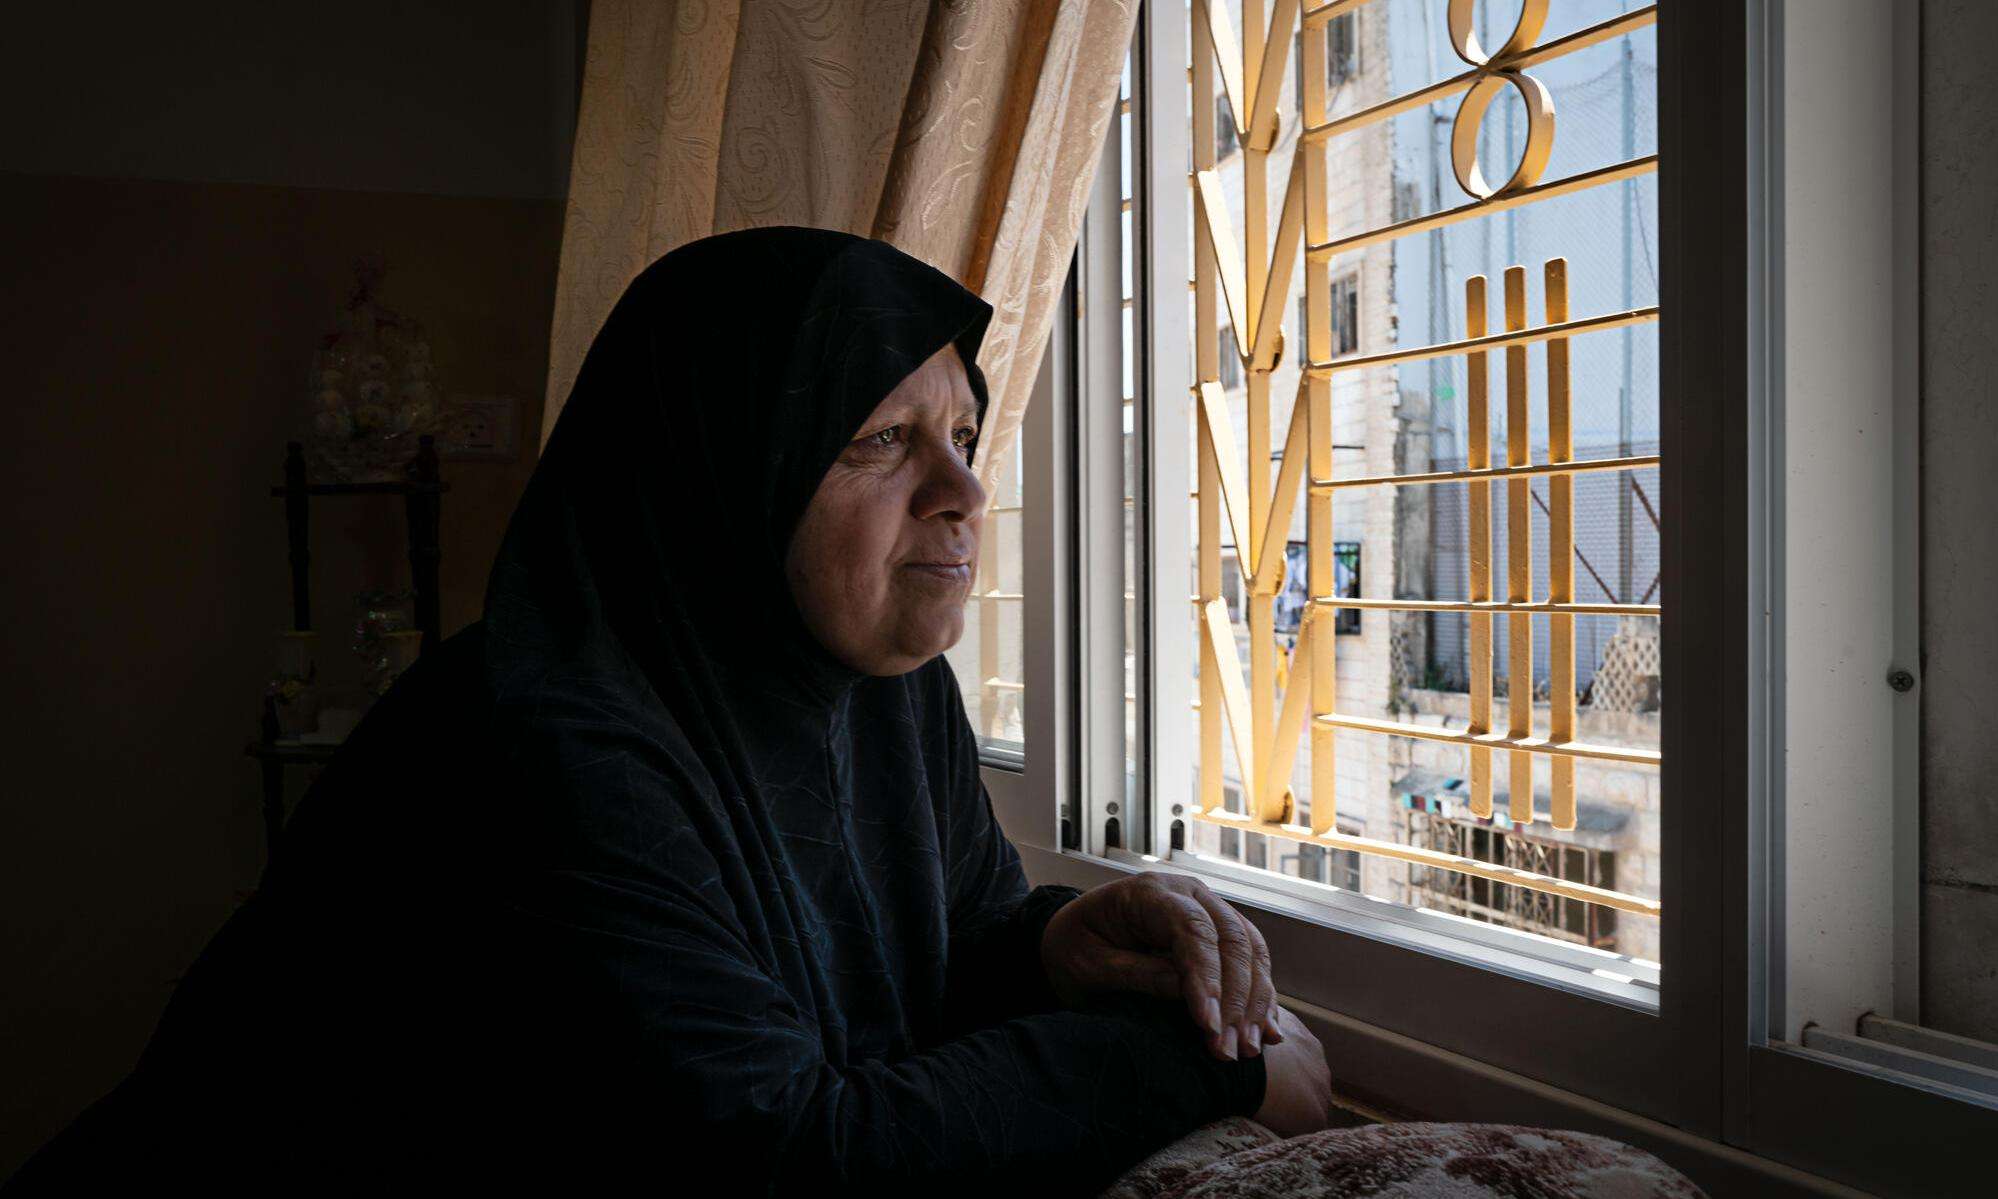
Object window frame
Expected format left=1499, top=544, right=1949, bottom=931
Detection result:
left=985, top=0, right=1716, bottom=1133
left=978, top=0, right=1997, bottom=1190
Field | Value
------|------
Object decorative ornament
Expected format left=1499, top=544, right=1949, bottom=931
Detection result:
left=303, top=257, right=444, bottom=482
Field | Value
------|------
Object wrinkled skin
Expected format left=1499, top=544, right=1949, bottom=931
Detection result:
left=785, top=343, right=984, bottom=677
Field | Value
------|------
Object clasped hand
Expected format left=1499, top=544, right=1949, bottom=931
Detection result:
left=1038, top=873, right=1333, bottom=1137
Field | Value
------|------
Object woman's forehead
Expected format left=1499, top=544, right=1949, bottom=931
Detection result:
left=864, top=344, right=979, bottom=422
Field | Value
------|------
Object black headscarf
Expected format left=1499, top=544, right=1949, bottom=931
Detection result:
left=4, top=228, right=1262, bottom=1198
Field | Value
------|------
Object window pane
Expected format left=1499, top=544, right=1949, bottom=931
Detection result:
left=947, top=445, right=1024, bottom=754
left=1172, top=0, right=1663, bottom=965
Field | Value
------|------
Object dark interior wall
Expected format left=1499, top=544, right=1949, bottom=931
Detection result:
left=0, top=3, right=581, bottom=1175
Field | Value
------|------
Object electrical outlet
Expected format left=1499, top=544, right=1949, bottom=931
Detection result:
left=439, top=394, right=519, bottom=461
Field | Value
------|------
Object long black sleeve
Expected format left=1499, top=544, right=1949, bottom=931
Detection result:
left=498, top=864, right=1264, bottom=1198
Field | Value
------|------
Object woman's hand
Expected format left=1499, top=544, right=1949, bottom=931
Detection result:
left=1253, top=1006, right=1334, bottom=1138
left=1040, top=873, right=1282, bottom=1060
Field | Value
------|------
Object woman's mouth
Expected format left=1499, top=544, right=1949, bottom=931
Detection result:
left=903, top=561, right=971, bottom=584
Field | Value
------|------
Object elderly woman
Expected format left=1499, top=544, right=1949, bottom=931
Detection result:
left=8, top=228, right=1331, bottom=1195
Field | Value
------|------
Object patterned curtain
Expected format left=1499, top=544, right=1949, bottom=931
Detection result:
left=542, top=0, right=1138, bottom=501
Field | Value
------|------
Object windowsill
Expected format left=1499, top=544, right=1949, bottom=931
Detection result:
left=1097, top=845, right=1661, bottom=1012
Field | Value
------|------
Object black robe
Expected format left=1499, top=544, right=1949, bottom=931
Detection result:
left=6, top=228, right=1263, bottom=1195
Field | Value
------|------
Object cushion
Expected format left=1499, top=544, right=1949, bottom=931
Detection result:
left=1103, top=1119, right=1707, bottom=1199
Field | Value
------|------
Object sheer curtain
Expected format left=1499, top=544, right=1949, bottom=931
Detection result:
left=542, top=0, right=1137, bottom=499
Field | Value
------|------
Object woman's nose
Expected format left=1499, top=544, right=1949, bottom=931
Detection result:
left=914, top=441, right=986, bottom=522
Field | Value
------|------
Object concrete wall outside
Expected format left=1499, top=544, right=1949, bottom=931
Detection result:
left=1920, top=0, right=1998, bottom=1044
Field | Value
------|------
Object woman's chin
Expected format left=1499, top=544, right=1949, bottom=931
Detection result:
left=887, top=610, right=965, bottom=671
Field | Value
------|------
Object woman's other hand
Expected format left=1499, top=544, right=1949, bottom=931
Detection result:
left=1040, top=873, right=1281, bottom=1061
left=1253, top=1006, right=1334, bottom=1138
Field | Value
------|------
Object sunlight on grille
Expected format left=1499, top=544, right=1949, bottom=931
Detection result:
left=1187, top=0, right=1663, bottom=926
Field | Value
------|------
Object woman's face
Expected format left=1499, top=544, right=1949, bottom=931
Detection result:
left=784, top=343, right=985, bottom=676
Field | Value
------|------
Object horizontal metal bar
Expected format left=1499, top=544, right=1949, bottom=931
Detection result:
left=1314, top=712, right=1663, bottom=766
left=982, top=677, right=1024, bottom=692
left=1309, top=155, right=1659, bottom=261
left=1311, top=454, right=1661, bottom=493
left=1301, top=8, right=1658, bottom=143
left=977, top=591, right=1023, bottom=601
left=1312, top=597, right=1661, bottom=617
left=1190, top=808, right=1661, bottom=916
left=1858, top=1014, right=1998, bottom=1074
left=1802, top=1027, right=1998, bottom=1100
left=1305, top=306, right=1660, bottom=377
left=1302, top=0, right=1376, bottom=29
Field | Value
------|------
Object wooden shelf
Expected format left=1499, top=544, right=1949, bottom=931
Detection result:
left=269, top=480, right=449, bottom=497
left=244, top=739, right=341, bottom=764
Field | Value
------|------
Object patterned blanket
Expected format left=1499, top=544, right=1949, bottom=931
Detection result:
left=1100, top=1118, right=1707, bottom=1198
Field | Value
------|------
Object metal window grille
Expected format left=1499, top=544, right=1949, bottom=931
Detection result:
left=1186, top=0, right=1662, bottom=924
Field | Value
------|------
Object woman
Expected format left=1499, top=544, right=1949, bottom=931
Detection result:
left=8, top=228, right=1331, bottom=1195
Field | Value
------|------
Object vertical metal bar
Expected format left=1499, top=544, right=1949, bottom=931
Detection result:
left=1466, top=275, right=1494, bottom=819
left=1546, top=258, right=1577, bottom=830
left=1194, top=1, right=1225, bottom=820
left=980, top=520, right=1001, bottom=738
left=1243, top=0, right=1277, bottom=827
left=1142, top=0, right=1196, bottom=855
left=1504, top=266, right=1534, bottom=825
left=1082, top=93, right=1132, bottom=851
left=1302, top=0, right=1336, bottom=835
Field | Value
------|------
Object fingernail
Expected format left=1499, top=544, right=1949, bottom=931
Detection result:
left=1220, top=1027, right=1239, bottom=1060
left=1264, top=1017, right=1284, bottom=1043
left=1242, top=1023, right=1262, bottom=1056
left=1201, top=997, right=1222, bottom=1035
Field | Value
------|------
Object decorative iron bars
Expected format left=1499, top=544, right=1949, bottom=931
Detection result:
left=1189, top=0, right=1662, bottom=920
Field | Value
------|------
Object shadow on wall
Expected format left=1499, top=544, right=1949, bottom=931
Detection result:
left=0, top=173, right=563, bottom=1181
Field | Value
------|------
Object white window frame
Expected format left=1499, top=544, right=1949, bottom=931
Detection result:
left=980, top=0, right=1998, bottom=1191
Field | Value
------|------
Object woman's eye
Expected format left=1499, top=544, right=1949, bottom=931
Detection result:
left=951, top=426, right=976, bottom=449
left=871, top=425, right=902, bottom=447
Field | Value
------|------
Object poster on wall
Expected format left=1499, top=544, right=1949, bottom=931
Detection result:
left=1273, top=540, right=1361, bottom=636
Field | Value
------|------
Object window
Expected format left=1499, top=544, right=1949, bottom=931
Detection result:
left=1296, top=272, right=1357, bottom=360
left=1326, top=11, right=1357, bottom=88
left=1332, top=541, right=1360, bottom=635
left=1296, top=12, right=1360, bottom=104
left=1019, top=0, right=1683, bottom=1131
left=1166, top=0, right=1663, bottom=972
left=946, top=446, right=1025, bottom=755
left=980, top=2, right=1998, bottom=1185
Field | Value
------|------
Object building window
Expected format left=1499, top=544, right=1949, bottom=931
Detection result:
left=1220, top=548, right=1243, bottom=622
left=1327, top=12, right=1358, bottom=87
left=1295, top=12, right=1360, bottom=106
left=1330, top=272, right=1359, bottom=356
left=1333, top=541, right=1361, bottom=635
left=1296, top=274, right=1360, bottom=360
left=1218, top=323, right=1242, bottom=389
left=1279, top=822, right=1362, bottom=890
left=1215, top=93, right=1238, bottom=160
